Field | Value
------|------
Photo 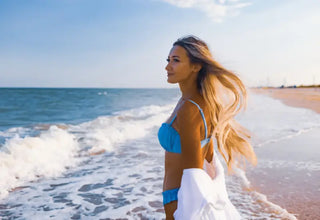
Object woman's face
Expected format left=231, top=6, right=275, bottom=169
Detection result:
left=165, top=45, right=195, bottom=84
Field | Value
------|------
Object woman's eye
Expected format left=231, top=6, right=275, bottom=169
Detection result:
left=166, top=58, right=179, bottom=62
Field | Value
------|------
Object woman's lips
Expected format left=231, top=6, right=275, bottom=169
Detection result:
left=167, top=73, right=174, bottom=76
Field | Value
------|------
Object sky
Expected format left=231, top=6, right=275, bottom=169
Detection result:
left=0, top=0, right=319, bottom=88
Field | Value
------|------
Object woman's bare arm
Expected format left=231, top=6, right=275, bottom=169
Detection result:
left=177, top=100, right=204, bottom=169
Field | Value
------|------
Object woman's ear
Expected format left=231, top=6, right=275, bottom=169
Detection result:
left=192, top=63, right=202, bottom=73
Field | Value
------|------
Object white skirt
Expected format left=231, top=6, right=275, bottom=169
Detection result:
left=173, top=151, right=242, bottom=220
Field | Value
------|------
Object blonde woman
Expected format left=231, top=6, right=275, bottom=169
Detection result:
left=157, top=35, right=257, bottom=219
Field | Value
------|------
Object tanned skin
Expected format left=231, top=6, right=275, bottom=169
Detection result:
left=163, top=45, right=214, bottom=219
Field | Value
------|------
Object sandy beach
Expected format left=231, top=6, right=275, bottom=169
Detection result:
left=249, top=87, right=320, bottom=114
left=248, top=87, right=320, bottom=220
left=247, top=127, right=320, bottom=219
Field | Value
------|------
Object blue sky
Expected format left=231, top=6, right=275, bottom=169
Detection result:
left=0, top=0, right=319, bottom=88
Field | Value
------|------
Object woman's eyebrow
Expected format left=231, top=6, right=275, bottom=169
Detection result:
left=167, top=55, right=180, bottom=58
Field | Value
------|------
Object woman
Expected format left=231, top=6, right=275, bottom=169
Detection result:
left=158, top=35, right=257, bottom=219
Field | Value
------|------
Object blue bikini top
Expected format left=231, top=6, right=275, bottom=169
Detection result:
left=157, top=99, right=211, bottom=154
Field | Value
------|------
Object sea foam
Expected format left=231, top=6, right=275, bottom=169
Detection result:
left=0, top=126, right=80, bottom=199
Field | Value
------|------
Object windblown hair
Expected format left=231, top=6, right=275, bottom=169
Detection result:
left=173, top=35, right=257, bottom=172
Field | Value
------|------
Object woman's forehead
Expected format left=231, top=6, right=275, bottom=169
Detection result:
left=168, top=45, right=188, bottom=58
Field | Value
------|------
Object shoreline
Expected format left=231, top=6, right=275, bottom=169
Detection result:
left=249, top=87, right=320, bottom=114
left=247, top=127, right=320, bottom=220
left=247, top=87, right=320, bottom=219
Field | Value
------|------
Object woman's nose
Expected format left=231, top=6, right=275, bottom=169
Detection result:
left=165, top=63, right=171, bottom=71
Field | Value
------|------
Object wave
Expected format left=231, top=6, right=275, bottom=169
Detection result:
left=0, top=102, right=176, bottom=200
left=0, top=126, right=80, bottom=200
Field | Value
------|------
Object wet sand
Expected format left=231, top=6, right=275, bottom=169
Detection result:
left=249, top=87, right=320, bottom=114
left=246, top=127, right=320, bottom=219
left=247, top=87, right=320, bottom=219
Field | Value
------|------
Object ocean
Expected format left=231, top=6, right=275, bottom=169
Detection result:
left=0, top=88, right=319, bottom=219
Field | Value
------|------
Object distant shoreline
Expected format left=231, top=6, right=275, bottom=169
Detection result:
left=249, top=87, right=320, bottom=114
left=250, top=84, right=320, bottom=89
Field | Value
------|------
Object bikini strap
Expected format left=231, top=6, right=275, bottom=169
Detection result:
left=169, top=114, right=177, bottom=125
left=187, top=99, right=208, bottom=139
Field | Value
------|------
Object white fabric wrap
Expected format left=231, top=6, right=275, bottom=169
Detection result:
left=173, top=151, right=242, bottom=220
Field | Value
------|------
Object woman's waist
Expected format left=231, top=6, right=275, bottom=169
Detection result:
left=163, top=164, right=183, bottom=191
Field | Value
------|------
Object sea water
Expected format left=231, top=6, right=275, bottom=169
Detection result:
left=0, top=88, right=319, bottom=219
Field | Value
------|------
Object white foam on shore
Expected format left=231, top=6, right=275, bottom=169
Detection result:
left=0, top=126, right=31, bottom=146
left=0, top=129, right=166, bottom=219
left=0, top=102, right=176, bottom=201
left=67, top=103, right=175, bottom=155
left=0, top=126, right=80, bottom=200
left=251, top=191, right=298, bottom=220
left=231, top=167, right=298, bottom=220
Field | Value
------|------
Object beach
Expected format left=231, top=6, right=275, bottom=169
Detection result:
left=250, top=87, right=320, bottom=114
left=0, top=88, right=319, bottom=219
left=249, top=87, right=320, bottom=220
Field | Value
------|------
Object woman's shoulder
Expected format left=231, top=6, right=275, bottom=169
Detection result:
left=181, top=95, right=206, bottom=113
left=176, top=97, right=205, bottom=126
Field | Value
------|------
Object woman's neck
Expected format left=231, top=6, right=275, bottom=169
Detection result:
left=179, top=78, right=200, bottom=100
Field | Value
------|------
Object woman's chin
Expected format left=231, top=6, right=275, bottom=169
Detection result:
left=167, top=78, right=177, bottom=84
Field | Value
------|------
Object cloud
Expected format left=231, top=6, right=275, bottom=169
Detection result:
left=160, top=0, right=252, bottom=22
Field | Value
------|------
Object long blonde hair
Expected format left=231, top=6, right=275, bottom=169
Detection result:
left=173, top=35, right=257, bottom=172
